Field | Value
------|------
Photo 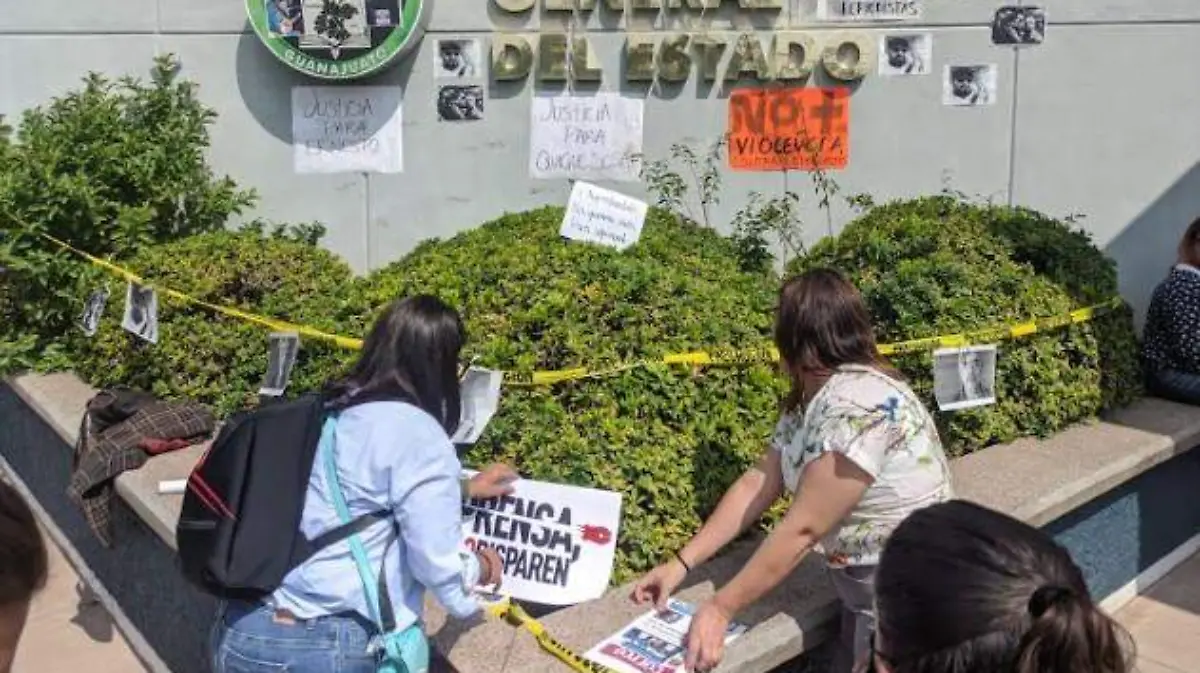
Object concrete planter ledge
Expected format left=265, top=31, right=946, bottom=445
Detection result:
left=8, top=372, right=1200, bottom=673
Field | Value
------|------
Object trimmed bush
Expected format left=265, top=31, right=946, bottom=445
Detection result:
left=70, top=225, right=360, bottom=417
left=0, top=56, right=254, bottom=371
left=792, top=196, right=1141, bottom=454
left=361, top=207, right=785, bottom=583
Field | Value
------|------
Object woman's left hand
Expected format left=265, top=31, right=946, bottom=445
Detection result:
left=684, top=600, right=732, bottom=672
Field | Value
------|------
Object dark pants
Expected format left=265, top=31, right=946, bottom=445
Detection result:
left=827, top=565, right=877, bottom=673
left=1148, top=368, right=1200, bottom=406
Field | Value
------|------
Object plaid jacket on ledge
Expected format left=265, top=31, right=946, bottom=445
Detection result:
left=68, top=389, right=215, bottom=546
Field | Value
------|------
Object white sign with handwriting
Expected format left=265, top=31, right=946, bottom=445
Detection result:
left=292, top=86, right=403, bottom=174
left=560, top=182, right=649, bottom=251
left=529, top=94, right=644, bottom=182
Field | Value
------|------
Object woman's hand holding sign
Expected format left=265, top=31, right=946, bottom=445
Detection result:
left=468, top=464, right=519, bottom=499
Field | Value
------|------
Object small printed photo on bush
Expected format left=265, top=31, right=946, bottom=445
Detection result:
left=79, top=289, right=109, bottom=337
left=933, top=345, right=997, bottom=411
left=121, top=282, right=159, bottom=345
left=260, top=332, right=301, bottom=397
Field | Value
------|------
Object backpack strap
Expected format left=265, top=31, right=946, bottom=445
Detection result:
left=317, top=416, right=397, bottom=633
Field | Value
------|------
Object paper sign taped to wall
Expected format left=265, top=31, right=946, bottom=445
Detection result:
left=728, top=88, right=850, bottom=172
left=463, top=478, right=622, bottom=605
left=529, top=94, right=644, bottom=182
left=560, top=182, right=649, bottom=251
left=818, top=0, right=923, bottom=21
left=292, top=86, right=403, bottom=174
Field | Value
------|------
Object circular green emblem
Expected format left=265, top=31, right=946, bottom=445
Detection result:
left=247, top=0, right=426, bottom=80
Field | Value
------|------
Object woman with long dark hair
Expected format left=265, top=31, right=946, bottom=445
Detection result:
left=631, top=269, right=953, bottom=673
left=1142, top=216, right=1200, bottom=405
left=210, top=296, right=509, bottom=673
left=869, top=500, right=1132, bottom=673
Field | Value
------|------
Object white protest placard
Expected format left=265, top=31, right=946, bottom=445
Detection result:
left=292, top=86, right=403, bottom=174
left=584, top=599, right=748, bottom=673
left=560, top=182, right=649, bottom=251
left=462, top=477, right=622, bottom=605
left=530, top=94, right=644, bottom=182
left=818, top=0, right=922, bottom=21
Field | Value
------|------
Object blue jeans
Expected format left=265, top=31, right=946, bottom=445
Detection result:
left=1149, top=369, right=1200, bottom=406
left=210, top=601, right=380, bottom=673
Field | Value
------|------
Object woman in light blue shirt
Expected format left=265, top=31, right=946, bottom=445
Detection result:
left=209, top=296, right=507, bottom=672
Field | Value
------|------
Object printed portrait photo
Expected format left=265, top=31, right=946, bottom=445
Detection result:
left=933, top=345, right=998, bottom=411
left=437, top=85, right=484, bottom=122
left=80, top=288, right=109, bottom=337
left=878, top=33, right=932, bottom=76
left=260, top=332, right=301, bottom=397
left=266, top=0, right=304, bottom=37
left=993, top=6, right=1046, bottom=46
left=435, top=39, right=482, bottom=79
left=121, top=282, right=159, bottom=344
left=943, top=65, right=997, bottom=107
left=365, top=0, right=401, bottom=27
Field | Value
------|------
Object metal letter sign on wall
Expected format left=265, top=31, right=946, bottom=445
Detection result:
left=247, top=0, right=428, bottom=80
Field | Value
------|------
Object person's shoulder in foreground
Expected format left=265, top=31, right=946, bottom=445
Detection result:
left=0, top=480, right=48, bottom=673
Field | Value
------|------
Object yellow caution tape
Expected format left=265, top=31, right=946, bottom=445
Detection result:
left=5, top=217, right=1126, bottom=387
left=485, top=600, right=619, bottom=673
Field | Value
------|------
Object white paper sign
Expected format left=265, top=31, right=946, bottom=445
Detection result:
left=292, top=86, right=403, bottom=174
left=584, top=599, right=748, bottom=673
left=462, top=478, right=622, bottom=605
left=450, top=367, right=503, bottom=445
left=933, top=345, right=998, bottom=411
left=530, top=94, right=644, bottom=182
left=560, top=182, right=649, bottom=251
left=818, top=0, right=922, bottom=21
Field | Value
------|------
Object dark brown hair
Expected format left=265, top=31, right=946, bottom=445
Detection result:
left=326, top=295, right=466, bottom=435
left=0, top=481, right=47, bottom=606
left=774, top=268, right=898, bottom=410
left=1179, top=216, right=1200, bottom=267
left=874, top=500, right=1132, bottom=673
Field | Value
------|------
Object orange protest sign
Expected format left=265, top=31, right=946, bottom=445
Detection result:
left=727, top=87, right=850, bottom=172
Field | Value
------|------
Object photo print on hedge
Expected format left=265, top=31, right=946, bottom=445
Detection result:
left=80, top=288, right=109, bottom=337
left=933, top=345, right=998, bottom=411
left=943, top=65, right=997, bottom=106
left=260, top=332, right=302, bottom=397
left=435, top=39, right=482, bottom=79
left=878, top=33, right=932, bottom=76
left=450, top=367, right=504, bottom=445
left=992, top=6, right=1046, bottom=46
left=437, top=85, right=484, bottom=122
left=121, top=282, right=159, bottom=344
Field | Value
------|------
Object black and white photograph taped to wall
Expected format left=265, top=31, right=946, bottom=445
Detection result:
left=80, top=288, right=109, bottom=337
left=434, top=39, right=482, bottom=79
left=992, top=6, right=1046, bottom=46
left=878, top=33, right=932, bottom=76
left=260, top=332, right=302, bottom=397
left=933, top=345, right=998, bottom=411
left=943, top=65, right=997, bottom=107
left=437, top=85, right=484, bottom=122
left=121, top=282, right=159, bottom=344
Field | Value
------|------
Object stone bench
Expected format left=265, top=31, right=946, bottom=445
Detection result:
left=5, top=371, right=1200, bottom=673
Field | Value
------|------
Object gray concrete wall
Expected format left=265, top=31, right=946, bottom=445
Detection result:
left=2, top=1, right=1198, bottom=325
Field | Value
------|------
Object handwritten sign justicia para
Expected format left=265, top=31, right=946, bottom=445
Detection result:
left=529, top=94, right=644, bottom=182
left=728, top=87, right=850, bottom=172
left=462, top=477, right=622, bottom=605
left=291, top=86, right=403, bottom=174
left=560, top=182, right=649, bottom=251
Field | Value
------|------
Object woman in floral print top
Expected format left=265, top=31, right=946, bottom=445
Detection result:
left=631, top=269, right=953, bottom=673
left=1142, top=217, right=1200, bottom=405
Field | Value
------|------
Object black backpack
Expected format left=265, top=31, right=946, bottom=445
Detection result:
left=176, top=392, right=397, bottom=600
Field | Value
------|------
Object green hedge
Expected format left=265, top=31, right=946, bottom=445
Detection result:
left=792, top=196, right=1141, bottom=455
left=361, top=207, right=784, bottom=583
